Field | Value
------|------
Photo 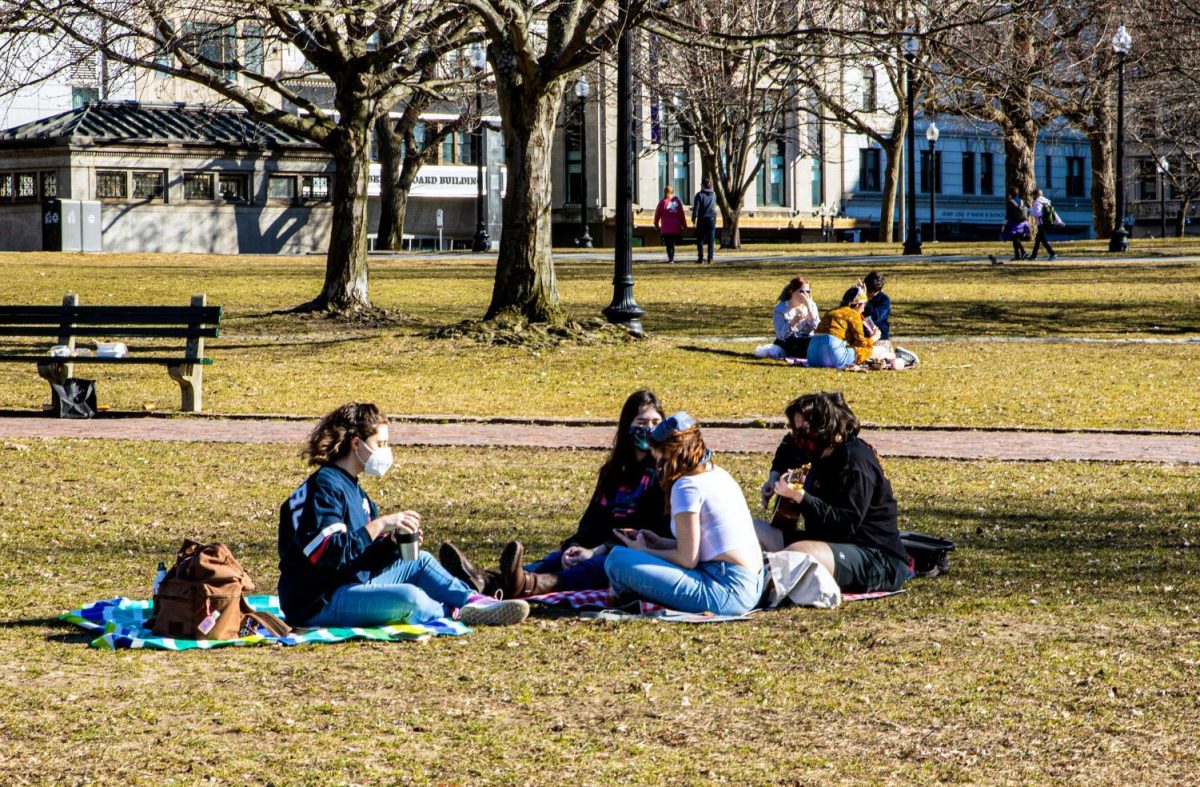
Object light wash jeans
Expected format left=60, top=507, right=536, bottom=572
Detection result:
left=302, top=551, right=473, bottom=627
left=806, top=333, right=857, bottom=368
left=604, top=546, right=764, bottom=615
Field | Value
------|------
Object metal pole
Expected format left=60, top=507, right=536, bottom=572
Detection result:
left=576, top=90, right=593, bottom=248
left=902, top=51, right=922, bottom=255
left=603, top=0, right=645, bottom=335
left=1109, top=52, right=1128, bottom=252
left=1161, top=167, right=1168, bottom=240
left=471, top=89, right=489, bottom=252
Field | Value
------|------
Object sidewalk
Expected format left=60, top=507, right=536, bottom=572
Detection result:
left=1, top=416, right=1197, bottom=463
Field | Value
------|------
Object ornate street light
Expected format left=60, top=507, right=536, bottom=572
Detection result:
left=470, top=44, right=490, bottom=253
left=1109, top=24, right=1132, bottom=252
left=926, top=120, right=939, bottom=243
left=575, top=75, right=593, bottom=248
left=1158, top=155, right=1170, bottom=240
left=902, top=35, right=922, bottom=255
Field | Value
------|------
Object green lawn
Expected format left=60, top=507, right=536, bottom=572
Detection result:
left=1, top=441, right=1197, bottom=784
left=1, top=251, right=1198, bottom=429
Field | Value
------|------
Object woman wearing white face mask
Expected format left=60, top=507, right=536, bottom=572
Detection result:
left=277, top=402, right=529, bottom=628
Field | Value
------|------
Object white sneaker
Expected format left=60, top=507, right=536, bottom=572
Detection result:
left=458, top=598, right=530, bottom=626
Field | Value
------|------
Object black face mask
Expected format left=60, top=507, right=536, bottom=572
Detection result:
left=629, top=425, right=652, bottom=452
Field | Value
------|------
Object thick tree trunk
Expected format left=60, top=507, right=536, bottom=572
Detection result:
left=373, top=115, right=403, bottom=251
left=878, top=127, right=905, bottom=243
left=720, top=206, right=742, bottom=249
left=1088, top=125, right=1116, bottom=238
left=1177, top=199, right=1190, bottom=238
left=487, top=75, right=565, bottom=322
left=304, top=123, right=373, bottom=312
left=1001, top=120, right=1038, bottom=199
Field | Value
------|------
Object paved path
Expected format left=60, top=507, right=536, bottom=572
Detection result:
left=1, top=416, right=1197, bottom=464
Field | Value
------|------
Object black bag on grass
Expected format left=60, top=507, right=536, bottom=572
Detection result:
left=900, top=531, right=956, bottom=578
left=50, top=378, right=97, bottom=419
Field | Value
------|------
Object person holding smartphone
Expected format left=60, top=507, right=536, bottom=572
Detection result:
left=604, top=413, right=765, bottom=615
left=278, top=402, right=530, bottom=628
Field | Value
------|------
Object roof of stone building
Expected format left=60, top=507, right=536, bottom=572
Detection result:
left=0, top=101, right=321, bottom=150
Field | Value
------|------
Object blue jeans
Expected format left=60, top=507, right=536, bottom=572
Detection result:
left=695, top=218, right=716, bottom=261
left=302, top=551, right=473, bottom=627
left=525, top=550, right=610, bottom=591
left=806, top=333, right=857, bottom=368
left=604, top=546, right=764, bottom=615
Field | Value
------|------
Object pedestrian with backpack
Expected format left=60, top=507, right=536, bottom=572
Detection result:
left=277, top=402, right=530, bottom=628
left=692, top=177, right=719, bottom=264
left=1028, top=188, right=1062, bottom=260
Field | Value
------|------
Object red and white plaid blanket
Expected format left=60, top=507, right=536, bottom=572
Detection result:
left=524, top=588, right=903, bottom=621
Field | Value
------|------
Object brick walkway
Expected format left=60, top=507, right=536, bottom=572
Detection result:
left=1, top=416, right=1197, bottom=463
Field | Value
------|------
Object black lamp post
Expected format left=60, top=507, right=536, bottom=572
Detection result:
left=926, top=120, right=939, bottom=244
left=470, top=44, right=489, bottom=253
left=1158, top=155, right=1169, bottom=240
left=603, top=0, right=645, bottom=335
left=575, top=75, right=593, bottom=248
left=902, top=36, right=922, bottom=255
left=1109, top=24, right=1131, bottom=252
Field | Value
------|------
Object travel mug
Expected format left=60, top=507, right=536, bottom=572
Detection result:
left=394, top=530, right=420, bottom=561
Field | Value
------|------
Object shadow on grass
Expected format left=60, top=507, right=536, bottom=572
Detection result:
left=1, top=616, right=94, bottom=645
left=676, top=344, right=761, bottom=361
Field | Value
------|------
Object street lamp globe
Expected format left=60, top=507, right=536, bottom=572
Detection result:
left=470, top=43, right=487, bottom=72
left=576, top=74, right=589, bottom=99
left=1158, top=156, right=1169, bottom=174
left=1111, top=24, right=1132, bottom=55
left=925, top=121, right=939, bottom=144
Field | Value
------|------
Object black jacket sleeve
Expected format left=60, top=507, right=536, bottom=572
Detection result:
left=796, top=465, right=872, bottom=540
left=559, top=491, right=613, bottom=551
left=770, top=434, right=808, bottom=476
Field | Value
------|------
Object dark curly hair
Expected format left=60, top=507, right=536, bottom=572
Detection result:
left=864, top=271, right=885, bottom=294
left=305, top=402, right=388, bottom=466
left=785, top=392, right=860, bottom=455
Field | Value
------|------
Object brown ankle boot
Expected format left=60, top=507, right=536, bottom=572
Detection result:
left=439, top=541, right=494, bottom=594
left=499, top=540, right=564, bottom=598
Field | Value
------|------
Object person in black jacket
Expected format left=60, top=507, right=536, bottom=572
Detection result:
left=761, top=392, right=910, bottom=592
left=439, top=390, right=673, bottom=597
left=278, top=402, right=530, bottom=627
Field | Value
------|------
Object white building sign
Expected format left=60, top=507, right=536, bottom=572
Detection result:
left=368, top=164, right=505, bottom=199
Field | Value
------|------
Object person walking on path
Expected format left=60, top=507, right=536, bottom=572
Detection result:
left=1028, top=188, right=1061, bottom=261
left=997, top=186, right=1031, bottom=263
left=653, top=186, right=688, bottom=263
left=692, top=177, right=719, bottom=264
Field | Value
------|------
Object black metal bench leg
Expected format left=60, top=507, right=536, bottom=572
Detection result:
left=167, top=363, right=202, bottom=413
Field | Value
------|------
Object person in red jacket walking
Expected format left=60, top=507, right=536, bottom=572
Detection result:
left=653, top=186, right=689, bottom=263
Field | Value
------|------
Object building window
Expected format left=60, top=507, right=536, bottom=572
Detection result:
left=1066, top=156, right=1085, bottom=198
left=15, top=172, right=38, bottom=200
left=268, top=175, right=296, bottom=200
left=96, top=171, right=127, bottom=199
left=861, top=67, right=877, bottom=112
left=132, top=171, right=165, bottom=200
left=961, top=152, right=976, bottom=195
left=40, top=171, right=58, bottom=199
left=756, top=139, right=786, bottom=206
left=1136, top=159, right=1157, bottom=201
left=153, top=23, right=173, bottom=76
left=184, top=22, right=237, bottom=80
left=1044, top=155, right=1053, bottom=191
left=920, top=150, right=942, bottom=193
left=71, top=87, right=99, bottom=109
left=243, top=24, right=264, bottom=75
left=300, top=175, right=330, bottom=201
left=859, top=148, right=881, bottom=192
left=980, top=153, right=995, bottom=195
left=219, top=172, right=250, bottom=202
left=0, top=173, right=12, bottom=199
left=184, top=172, right=214, bottom=200
left=672, top=139, right=690, bottom=200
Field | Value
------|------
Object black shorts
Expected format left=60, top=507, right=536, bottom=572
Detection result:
left=828, top=543, right=909, bottom=593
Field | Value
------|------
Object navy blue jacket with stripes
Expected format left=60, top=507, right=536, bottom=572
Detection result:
left=277, top=464, right=405, bottom=624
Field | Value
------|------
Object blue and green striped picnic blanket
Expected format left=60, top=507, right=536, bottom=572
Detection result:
left=60, top=595, right=470, bottom=650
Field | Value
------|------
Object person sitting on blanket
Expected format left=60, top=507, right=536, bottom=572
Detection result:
left=772, top=276, right=820, bottom=358
left=862, top=270, right=891, bottom=341
left=604, top=412, right=765, bottom=616
left=439, top=389, right=674, bottom=598
left=277, top=402, right=530, bottom=628
left=759, top=392, right=909, bottom=593
left=806, top=283, right=879, bottom=369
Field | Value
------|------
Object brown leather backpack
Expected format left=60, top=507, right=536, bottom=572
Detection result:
left=151, top=540, right=290, bottom=640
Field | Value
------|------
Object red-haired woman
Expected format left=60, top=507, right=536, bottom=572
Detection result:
left=277, top=402, right=529, bottom=627
left=604, top=413, right=764, bottom=615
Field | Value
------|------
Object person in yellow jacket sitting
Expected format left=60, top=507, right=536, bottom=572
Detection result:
left=806, top=284, right=879, bottom=368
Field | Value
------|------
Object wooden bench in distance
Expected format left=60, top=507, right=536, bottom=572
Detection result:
left=0, top=293, right=221, bottom=412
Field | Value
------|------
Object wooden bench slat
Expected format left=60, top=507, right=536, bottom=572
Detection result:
left=0, top=355, right=213, bottom=365
left=0, top=305, right=222, bottom=322
left=0, top=325, right=220, bottom=339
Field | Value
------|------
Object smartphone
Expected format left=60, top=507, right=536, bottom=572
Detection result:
left=863, top=316, right=878, bottom=335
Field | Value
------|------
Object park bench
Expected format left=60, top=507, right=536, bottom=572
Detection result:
left=0, top=293, right=221, bottom=413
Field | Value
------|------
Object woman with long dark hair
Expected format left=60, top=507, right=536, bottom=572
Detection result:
left=439, top=390, right=671, bottom=597
left=277, top=402, right=530, bottom=627
left=604, top=413, right=764, bottom=615
left=763, top=392, right=909, bottom=592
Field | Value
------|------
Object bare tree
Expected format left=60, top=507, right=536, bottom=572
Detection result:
left=17, top=0, right=474, bottom=313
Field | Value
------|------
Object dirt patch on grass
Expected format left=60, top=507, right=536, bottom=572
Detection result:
left=426, top=314, right=643, bottom=347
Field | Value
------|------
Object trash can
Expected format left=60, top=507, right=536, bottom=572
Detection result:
left=80, top=200, right=102, bottom=252
left=43, top=199, right=83, bottom=252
